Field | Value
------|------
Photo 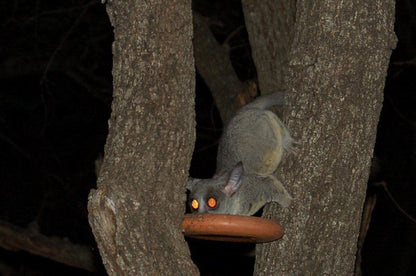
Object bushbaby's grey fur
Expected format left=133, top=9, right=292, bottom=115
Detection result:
left=187, top=91, right=295, bottom=216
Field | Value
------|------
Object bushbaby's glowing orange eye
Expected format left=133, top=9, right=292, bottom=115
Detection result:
left=207, top=197, right=217, bottom=209
left=191, top=199, right=199, bottom=210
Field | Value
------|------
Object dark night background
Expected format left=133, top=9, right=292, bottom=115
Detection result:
left=0, top=0, right=415, bottom=275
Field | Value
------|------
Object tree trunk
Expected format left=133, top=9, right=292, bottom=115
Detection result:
left=87, top=1, right=199, bottom=275
left=253, top=1, right=396, bottom=275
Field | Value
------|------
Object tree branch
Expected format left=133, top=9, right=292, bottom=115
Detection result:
left=242, top=0, right=296, bottom=94
left=193, top=13, right=255, bottom=125
left=0, top=220, right=96, bottom=272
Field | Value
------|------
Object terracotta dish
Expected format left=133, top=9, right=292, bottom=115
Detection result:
left=182, top=213, right=284, bottom=243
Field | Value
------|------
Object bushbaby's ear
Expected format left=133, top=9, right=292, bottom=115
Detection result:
left=186, top=177, right=199, bottom=190
left=223, top=162, right=244, bottom=197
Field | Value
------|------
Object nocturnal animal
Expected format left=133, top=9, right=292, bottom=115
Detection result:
left=187, top=91, right=296, bottom=216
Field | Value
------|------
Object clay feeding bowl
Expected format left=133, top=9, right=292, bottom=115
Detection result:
left=182, top=213, right=284, bottom=243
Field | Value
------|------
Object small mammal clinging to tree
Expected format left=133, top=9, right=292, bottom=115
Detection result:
left=187, top=91, right=296, bottom=216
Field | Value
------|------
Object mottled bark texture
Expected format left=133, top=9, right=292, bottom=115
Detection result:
left=87, top=1, right=199, bottom=275
left=242, top=0, right=296, bottom=95
left=254, top=1, right=396, bottom=275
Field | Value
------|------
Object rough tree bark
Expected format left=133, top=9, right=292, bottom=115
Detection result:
left=250, top=1, right=396, bottom=275
left=87, top=1, right=199, bottom=275
left=242, top=0, right=296, bottom=94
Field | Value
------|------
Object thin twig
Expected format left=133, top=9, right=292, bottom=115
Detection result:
left=223, top=25, right=245, bottom=47
left=24, top=3, right=95, bottom=24
left=377, top=181, right=416, bottom=224
left=385, top=93, right=416, bottom=127
left=40, top=2, right=95, bottom=84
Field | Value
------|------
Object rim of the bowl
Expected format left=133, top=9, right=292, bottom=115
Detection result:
left=182, top=213, right=284, bottom=243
